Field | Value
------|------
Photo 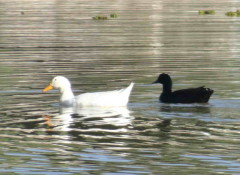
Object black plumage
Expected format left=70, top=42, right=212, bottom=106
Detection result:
left=152, top=73, right=214, bottom=103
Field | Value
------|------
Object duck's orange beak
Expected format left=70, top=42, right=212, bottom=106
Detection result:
left=42, top=84, right=53, bottom=93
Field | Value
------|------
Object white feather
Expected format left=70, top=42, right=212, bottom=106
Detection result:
left=76, top=82, right=134, bottom=107
left=44, top=76, right=134, bottom=107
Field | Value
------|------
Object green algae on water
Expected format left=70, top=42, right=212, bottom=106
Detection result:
left=92, top=16, right=108, bottom=20
left=110, top=13, right=118, bottom=18
left=199, top=10, right=215, bottom=15
left=225, top=10, right=240, bottom=17
left=92, top=13, right=118, bottom=20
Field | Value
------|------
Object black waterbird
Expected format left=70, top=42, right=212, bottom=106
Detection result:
left=152, top=73, right=214, bottom=103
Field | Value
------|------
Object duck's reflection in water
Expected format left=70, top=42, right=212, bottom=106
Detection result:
left=44, top=106, right=134, bottom=133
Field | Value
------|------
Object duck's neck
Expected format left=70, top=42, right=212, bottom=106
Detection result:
left=162, top=81, right=172, bottom=94
left=59, top=87, right=75, bottom=106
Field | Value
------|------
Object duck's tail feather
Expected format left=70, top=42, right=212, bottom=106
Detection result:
left=118, top=82, right=134, bottom=105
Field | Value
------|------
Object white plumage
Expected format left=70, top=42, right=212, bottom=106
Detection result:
left=43, top=76, right=134, bottom=107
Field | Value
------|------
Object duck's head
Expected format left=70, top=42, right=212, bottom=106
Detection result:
left=42, top=76, right=71, bottom=92
left=152, top=73, right=172, bottom=85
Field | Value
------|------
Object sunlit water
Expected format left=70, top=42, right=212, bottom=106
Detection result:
left=0, top=0, right=240, bottom=174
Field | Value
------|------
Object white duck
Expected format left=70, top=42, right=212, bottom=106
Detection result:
left=42, top=76, right=134, bottom=107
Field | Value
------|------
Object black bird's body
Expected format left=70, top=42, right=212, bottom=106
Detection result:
left=153, top=73, right=214, bottom=103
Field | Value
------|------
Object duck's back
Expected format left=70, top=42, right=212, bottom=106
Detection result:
left=76, top=82, right=134, bottom=107
left=160, top=86, right=214, bottom=103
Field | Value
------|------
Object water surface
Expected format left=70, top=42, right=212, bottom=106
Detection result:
left=0, top=0, right=240, bottom=174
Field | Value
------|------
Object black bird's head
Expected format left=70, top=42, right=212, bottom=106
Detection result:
left=152, top=73, right=172, bottom=85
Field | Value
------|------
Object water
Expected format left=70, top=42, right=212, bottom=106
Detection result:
left=0, top=0, right=240, bottom=174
